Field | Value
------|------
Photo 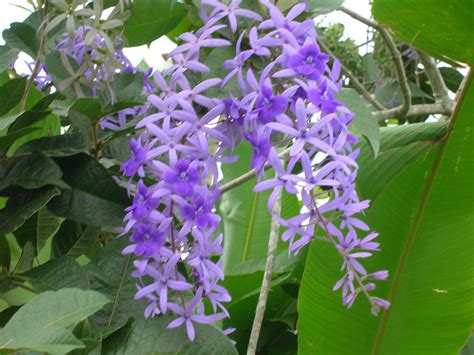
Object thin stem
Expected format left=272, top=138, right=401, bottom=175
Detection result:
left=373, top=103, right=453, bottom=120
left=19, top=0, right=49, bottom=111
left=220, top=146, right=291, bottom=194
left=417, top=51, right=454, bottom=120
left=340, top=6, right=411, bottom=119
left=318, top=39, right=386, bottom=111
left=169, top=202, right=186, bottom=308
left=247, top=188, right=282, bottom=355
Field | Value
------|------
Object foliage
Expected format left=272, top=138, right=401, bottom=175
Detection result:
left=0, top=0, right=471, bottom=354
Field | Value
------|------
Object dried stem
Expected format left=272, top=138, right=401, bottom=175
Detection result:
left=318, top=39, right=386, bottom=111
left=19, top=0, right=49, bottom=111
left=417, top=51, right=455, bottom=119
left=339, top=6, right=411, bottom=119
left=246, top=188, right=282, bottom=355
left=373, top=103, right=453, bottom=120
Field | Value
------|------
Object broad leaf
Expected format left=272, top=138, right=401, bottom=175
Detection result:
left=0, top=77, right=27, bottom=116
left=102, top=316, right=238, bottom=354
left=372, top=0, right=473, bottom=64
left=219, top=141, right=300, bottom=273
left=124, top=0, right=187, bottom=46
left=2, top=22, right=38, bottom=58
left=0, top=288, right=109, bottom=353
left=23, top=256, right=89, bottom=291
left=297, top=77, right=474, bottom=354
left=47, top=154, right=130, bottom=227
left=0, top=186, right=60, bottom=236
left=52, top=220, right=100, bottom=258
left=15, top=133, right=87, bottom=157
left=0, top=46, right=18, bottom=72
left=85, top=238, right=146, bottom=334
left=14, top=207, right=63, bottom=252
left=0, top=153, right=64, bottom=190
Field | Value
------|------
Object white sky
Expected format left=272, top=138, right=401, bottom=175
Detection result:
left=0, top=0, right=372, bottom=71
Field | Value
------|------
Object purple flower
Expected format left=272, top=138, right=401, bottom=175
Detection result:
left=163, top=159, right=201, bottom=196
left=255, top=84, right=288, bottom=124
left=167, top=289, right=226, bottom=341
left=131, top=224, right=166, bottom=258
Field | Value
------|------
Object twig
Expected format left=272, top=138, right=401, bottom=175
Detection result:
left=19, top=0, right=49, bottom=111
left=219, top=146, right=291, bottom=194
left=340, top=6, right=411, bottom=119
left=417, top=51, right=455, bottom=119
left=373, top=103, right=453, bottom=120
left=246, top=188, right=282, bottom=355
left=318, top=39, right=386, bottom=111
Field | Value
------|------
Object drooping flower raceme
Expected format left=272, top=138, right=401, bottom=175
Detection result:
left=122, top=0, right=390, bottom=341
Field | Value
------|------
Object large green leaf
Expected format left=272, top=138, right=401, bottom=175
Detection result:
left=297, top=77, right=474, bottom=354
left=0, top=153, right=64, bottom=190
left=14, top=133, right=87, bottom=157
left=14, top=207, right=63, bottom=252
left=372, top=0, right=473, bottom=64
left=0, top=186, right=60, bottom=236
left=124, top=0, right=187, bottom=46
left=0, top=46, right=18, bottom=72
left=0, top=77, right=26, bottom=117
left=52, top=220, right=100, bottom=258
left=23, top=256, right=89, bottom=291
left=102, top=316, right=238, bottom=354
left=0, top=288, right=109, bottom=353
left=2, top=22, right=38, bottom=58
left=85, top=238, right=146, bottom=335
left=219, top=141, right=300, bottom=273
left=47, top=154, right=130, bottom=227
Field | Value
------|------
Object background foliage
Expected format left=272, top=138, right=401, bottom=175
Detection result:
left=0, top=0, right=472, bottom=354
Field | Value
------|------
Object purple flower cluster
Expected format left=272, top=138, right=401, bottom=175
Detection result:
left=122, top=0, right=389, bottom=341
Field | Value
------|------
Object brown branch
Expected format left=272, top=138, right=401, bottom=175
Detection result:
left=317, top=39, right=386, bottom=111
left=339, top=6, right=411, bottom=119
left=373, top=103, right=453, bottom=120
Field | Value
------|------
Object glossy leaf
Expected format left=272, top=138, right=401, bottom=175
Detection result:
left=2, top=22, right=38, bottom=58
left=14, top=133, right=87, bottom=157
left=297, top=77, right=474, bottom=354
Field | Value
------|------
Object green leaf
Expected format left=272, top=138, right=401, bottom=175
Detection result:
left=0, top=236, right=10, bottom=268
left=338, top=88, right=380, bottom=156
left=0, top=288, right=110, bottom=353
left=372, top=0, right=474, bottom=64
left=124, top=0, right=187, bottom=46
left=307, top=0, right=344, bottom=14
left=439, top=67, right=464, bottom=93
left=14, top=241, right=35, bottom=273
left=0, top=46, right=18, bottom=72
left=108, top=72, right=147, bottom=103
left=219, top=141, right=300, bottom=273
left=15, top=133, right=87, bottom=157
left=23, top=256, right=89, bottom=291
left=0, top=127, right=41, bottom=153
left=85, top=238, right=146, bottom=334
left=2, top=22, right=38, bottom=58
left=0, top=77, right=27, bottom=116
left=14, top=207, right=62, bottom=252
left=297, top=77, right=474, bottom=354
left=0, top=186, right=60, bottom=236
left=0, top=153, right=64, bottom=190
left=69, top=97, right=103, bottom=122
left=102, top=316, right=238, bottom=354
left=47, top=154, right=130, bottom=227
left=52, top=220, right=100, bottom=258
left=357, top=122, right=448, bottom=200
